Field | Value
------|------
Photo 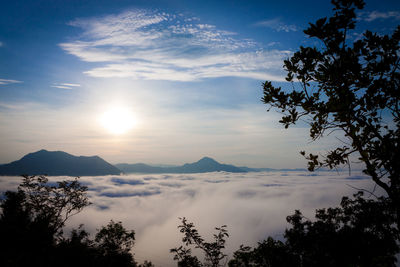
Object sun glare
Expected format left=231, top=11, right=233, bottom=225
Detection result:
left=100, top=107, right=136, bottom=135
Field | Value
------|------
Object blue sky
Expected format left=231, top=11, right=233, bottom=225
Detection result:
left=1, top=0, right=399, bottom=167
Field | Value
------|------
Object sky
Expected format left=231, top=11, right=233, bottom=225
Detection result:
left=1, top=0, right=399, bottom=167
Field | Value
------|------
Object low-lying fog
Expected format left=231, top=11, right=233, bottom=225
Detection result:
left=0, top=171, right=379, bottom=266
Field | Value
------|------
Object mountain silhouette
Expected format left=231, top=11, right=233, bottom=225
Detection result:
left=115, top=163, right=166, bottom=174
left=116, top=157, right=246, bottom=174
left=0, top=149, right=121, bottom=176
left=0, top=151, right=308, bottom=176
left=116, top=157, right=310, bottom=174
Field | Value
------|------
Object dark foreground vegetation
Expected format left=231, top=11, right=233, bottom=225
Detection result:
left=172, top=193, right=399, bottom=267
left=0, top=175, right=153, bottom=267
left=1, top=0, right=399, bottom=266
left=262, top=0, right=400, bottom=229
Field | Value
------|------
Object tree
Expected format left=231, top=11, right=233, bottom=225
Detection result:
left=262, top=0, right=400, bottom=227
left=229, top=193, right=399, bottom=267
left=94, top=220, right=136, bottom=267
left=18, top=175, right=90, bottom=236
left=56, top=225, right=99, bottom=267
left=138, top=261, right=156, bottom=267
left=0, top=175, right=90, bottom=267
left=171, top=217, right=229, bottom=267
left=56, top=221, right=141, bottom=267
left=228, top=238, right=298, bottom=267
left=0, top=176, right=152, bottom=267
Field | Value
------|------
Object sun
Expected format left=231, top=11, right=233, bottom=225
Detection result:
left=100, top=107, right=136, bottom=135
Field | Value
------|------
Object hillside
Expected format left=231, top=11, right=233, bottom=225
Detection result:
left=0, top=150, right=121, bottom=176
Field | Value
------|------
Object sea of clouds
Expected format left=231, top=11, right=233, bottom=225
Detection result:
left=0, top=171, right=379, bottom=266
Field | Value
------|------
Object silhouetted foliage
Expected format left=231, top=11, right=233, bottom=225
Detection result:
left=56, top=226, right=100, bottom=267
left=228, top=238, right=298, bottom=267
left=171, top=246, right=203, bottom=267
left=19, top=175, right=90, bottom=235
left=138, top=261, right=156, bottom=267
left=171, top=217, right=229, bottom=267
left=55, top=221, right=139, bottom=267
left=94, top=220, right=136, bottom=267
left=0, top=175, right=90, bottom=267
left=0, top=175, right=152, bottom=267
left=229, top=192, right=399, bottom=267
left=262, top=0, right=400, bottom=227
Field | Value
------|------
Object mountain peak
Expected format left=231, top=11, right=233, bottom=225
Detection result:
left=117, top=157, right=247, bottom=174
left=198, top=157, right=218, bottom=163
left=29, top=149, right=50, bottom=156
left=27, top=149, right=63, bottom=156
left=0, top=150, right=121, bottom=176
left=22, top=149, right=68, bottom=160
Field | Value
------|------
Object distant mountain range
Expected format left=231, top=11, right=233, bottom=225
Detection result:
left=116, top=157, right=246, bottom=174
left=0, top=150, right=307, bottom=176
left=116, top=158, right=308, bottom=174
left=0, top=150, right=121, bottom=176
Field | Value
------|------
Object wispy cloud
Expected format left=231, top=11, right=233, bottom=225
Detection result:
left=0, top=78, right=22, bottom=85
left=0, top=102, right=23, bottom=110
left=51, top=83, right=81, bottom=90
left=254, top=18, right=298, bottom=32
left=0, top=41, right=3, bottom=47
left=60, top=10, right=291, bottom=81
left=359, top=11, right=400, bottom=22
left=0, top=101, right=39, bottom=111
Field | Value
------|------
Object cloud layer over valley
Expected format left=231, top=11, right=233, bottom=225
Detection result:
left=0, top=171, right=378, bottom=266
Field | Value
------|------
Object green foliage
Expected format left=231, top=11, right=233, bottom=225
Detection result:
left=230, top=193, right=399, bottom=267
left=171, top=217, right=229, bottom=267
left=262, top=0, right=400, bottom=227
